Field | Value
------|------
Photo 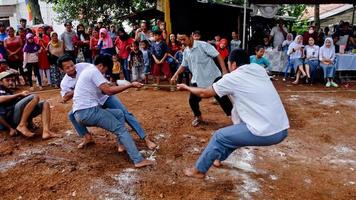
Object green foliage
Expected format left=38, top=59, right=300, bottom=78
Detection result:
left=277, top=4, right=307, bottom=19
left=291, top=20, right=309, bottom=35
left=45, top=0, right=156, bottom=25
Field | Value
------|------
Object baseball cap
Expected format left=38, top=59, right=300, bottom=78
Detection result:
left=0, top=71, right=14, bottom=80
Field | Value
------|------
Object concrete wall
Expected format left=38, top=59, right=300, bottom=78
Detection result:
left=1, top=0, right=64, bottom=34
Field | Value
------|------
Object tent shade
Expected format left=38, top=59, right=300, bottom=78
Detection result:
left=249, top=0, right=355, bottom=4
left=117, top=8, right=164, bottom=20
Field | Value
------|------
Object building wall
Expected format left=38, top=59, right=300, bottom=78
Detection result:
left=1, top=0, right=64, bottom=33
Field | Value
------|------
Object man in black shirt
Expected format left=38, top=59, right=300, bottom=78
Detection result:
left=0, top=71, right=55, bottom=138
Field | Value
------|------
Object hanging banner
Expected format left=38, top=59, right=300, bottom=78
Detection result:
left=25, top=0, right=33, bottom=21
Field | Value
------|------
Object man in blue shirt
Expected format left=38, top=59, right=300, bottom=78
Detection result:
left=0, top=23, right=8, bottom=42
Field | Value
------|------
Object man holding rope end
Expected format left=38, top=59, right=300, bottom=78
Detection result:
left=171, top=31, right=233, bottom=127
left=177, top=49, right=289, bottom=178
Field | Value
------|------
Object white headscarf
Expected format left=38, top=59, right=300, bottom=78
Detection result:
left=319, top=37, right=335, bottom=61
left=287, top=35, right=303, bottom=58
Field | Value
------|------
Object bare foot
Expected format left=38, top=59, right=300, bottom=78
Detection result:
left=29, top=87, right=34, bottom=92
left=9, top=128, right=17, bottom=137
left=292, top=80, right=299, bottom=85
left=213, top=160, right=222, bottom=167
left=184, top=167, right=205, bottom=179
left=16, top=125, right=35, bottom=137
left=117, top=144, right=126, bottom=152
left=42, top=131, right=57, bottom=140
left=145, top=138, right=157, bottom=150
left=78, top=136, right=95, bottom=149
left=134, top=159, right=155, bottom=168
left=39, top=86, right=43, bottom=91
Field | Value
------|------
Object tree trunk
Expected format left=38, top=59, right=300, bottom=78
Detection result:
left=29, top=0, right=44, bottom=25
left=314, top=4, right=320, bottom=28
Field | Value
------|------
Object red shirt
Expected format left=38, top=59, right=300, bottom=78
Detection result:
left=4, top=36, right=23, bottom=61
left=90, top=36, right=99, bottom=58
left=115, top=37, right=134, bottom=59
left=217, top=47, right=229, bottom=60
left=34, top=35, right=50, bottom=69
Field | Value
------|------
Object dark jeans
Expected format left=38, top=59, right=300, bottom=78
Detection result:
left=26, top=62, right=41, bottom=87
left=189, top=77, right=232, bottom=117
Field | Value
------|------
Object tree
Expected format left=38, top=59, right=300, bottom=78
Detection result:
left=314, top=4, right=320, bottom=28
left=28, top=0, right=44, bottom=24
left=45, top=0, right=156, bottom=25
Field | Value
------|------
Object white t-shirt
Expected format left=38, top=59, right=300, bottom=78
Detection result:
left=212, top=63, right=289, bottom=136
left=60, top=63, right=109, bottom=106
left=72, top=65, right=109, bottom=112
left=270, top=26, right=288, bottom=48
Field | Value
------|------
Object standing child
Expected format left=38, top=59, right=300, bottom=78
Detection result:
left=111, top=54, right=121, bottom=83
left=250, top=45, right=271, bottom=69
left=23, top=33, right=42, bottom=91
left=34, top=27, right=51, bottom=86
left=128, top=41, right=145, bottom=83
left=151, top=30, right=172, bottom=90
left=140, top=40, right=151, bottom=85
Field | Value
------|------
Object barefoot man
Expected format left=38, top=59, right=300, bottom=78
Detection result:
left=0, top=71, right=55, bottom=139
left=177, top=50, right=289, bottom=178
left=58, top=55, right=156, bottom=150
left=71, top=54, right=153, bottom=168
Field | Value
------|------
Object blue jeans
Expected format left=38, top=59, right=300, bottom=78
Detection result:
left=320, top=63, right=336, bottom=79
left=305, top=60, right=319, bottom=82
left=121, top=59, right=131, bottom=81
left=74, top=106, right=143, bottom=164
left=68, top=96, right=146, bottom=139
left=195, top=123, right=288, bottom=173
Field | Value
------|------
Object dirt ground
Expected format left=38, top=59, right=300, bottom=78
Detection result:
left=0, top=78, right=355, bottom=200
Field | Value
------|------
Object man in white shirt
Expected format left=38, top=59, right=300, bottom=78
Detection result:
left=171, top=31, right=232, bottom=127
left=177, top=49, right=289, bottom=178
left=69, top=54, right=153, bottom=168
left=269, top=19, right=288, bottom=50
left=58, top=55, right=156, bottom=150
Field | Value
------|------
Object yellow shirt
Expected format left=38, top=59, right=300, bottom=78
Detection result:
left=112, top=61, right=121, bottom=74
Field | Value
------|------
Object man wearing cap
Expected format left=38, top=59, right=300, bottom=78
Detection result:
left=0, top=71, right=55, bottom=138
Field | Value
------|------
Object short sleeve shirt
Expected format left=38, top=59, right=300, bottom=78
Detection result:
left=212, top=63, right=289, bottom=136
left=73, top=65, right=109, bottom=112
left=60, top=31, right=76, bottom=51
left=60, top=63, right=89, bottom=97
left=151, top=40, right=168, bottom=60
left=181, top=40, right=221, bottom=88
left=250, top=55, right=270, bottom=68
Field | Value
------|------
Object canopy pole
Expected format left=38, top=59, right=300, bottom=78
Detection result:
left=352, top=4, right=355, bottom=26
left=242, top=0, right=247, bottom=50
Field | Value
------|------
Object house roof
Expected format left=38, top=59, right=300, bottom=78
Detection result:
left=301, top=4, right=354, bottom=21
left=250, top=0, right=355, bottom=3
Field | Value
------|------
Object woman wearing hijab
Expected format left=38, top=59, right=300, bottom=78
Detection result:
left=287, top=35, right=309, bottom=84
left=282, top=33, right=293, bottom=52
left=319, top=38, right=338, bottom=87
left=47, top=32, right=64, bottom=88
left=23, top=33, right=42, bottom=91
left=34, top=26, right=51, bottom=86
left=98, top=28, right=114, bottom=56
left=73, top=24, right=91, bottom=63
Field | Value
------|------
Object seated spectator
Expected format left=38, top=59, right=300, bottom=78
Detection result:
left=0, top=71, right=55, bottom=138
left=304, top=37, right=319, bottom=84
left=250, top=45, right=270, bottom=69
left=287, top=35, right=309, bottom=85
left=282, top=33, right=293, bottom=52
left=319, top=38, right=338, bottom=87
